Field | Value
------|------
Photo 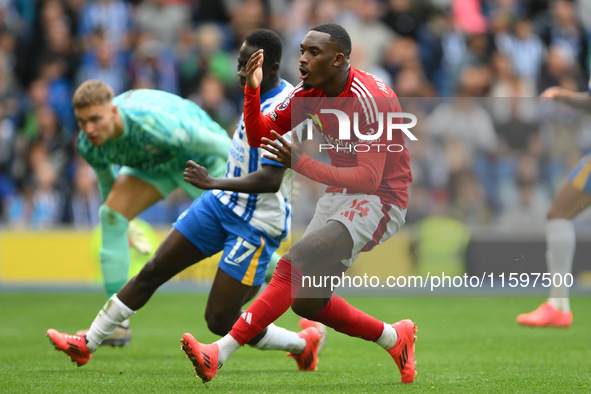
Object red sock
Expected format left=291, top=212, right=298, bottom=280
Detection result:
left=229, top=259, right=302, bottom=345
left=309, top=294, right=384, bottom=342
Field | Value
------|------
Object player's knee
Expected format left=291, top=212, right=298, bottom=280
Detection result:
left=291, top=299, right=318, bottom=319
left=285, top=245, right=312, bottom=273
left=205, top=311, right=233, bottom=336
left=99, top=205, right=129, bottom=227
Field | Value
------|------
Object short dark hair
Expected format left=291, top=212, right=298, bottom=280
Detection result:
left=311, top=23, right=351, bottom=56
left=245, top=28, right=283, bottom=65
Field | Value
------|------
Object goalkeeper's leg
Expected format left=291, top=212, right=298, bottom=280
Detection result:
left=84, top=176, right=162, bottom=345
left=99, top=175, right=162, bottom=299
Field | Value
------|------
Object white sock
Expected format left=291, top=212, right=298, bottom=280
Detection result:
left=85, top=294, right=135, bottom=352
left=376, top=322, right=398, bottom=350
left=546, top=219, right=574, bottom=312
left=214, top=334, right=241, bottom=365
left=250, top=323, right=306, bottom=354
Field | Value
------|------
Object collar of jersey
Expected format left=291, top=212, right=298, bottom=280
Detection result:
left=261, top=79, right=287, bottom=102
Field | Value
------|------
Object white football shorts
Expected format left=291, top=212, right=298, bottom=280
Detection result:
left=301, top=192, right=407, bottom=267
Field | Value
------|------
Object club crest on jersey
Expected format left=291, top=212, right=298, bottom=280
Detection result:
left=277, top=96, right=290, bottom=111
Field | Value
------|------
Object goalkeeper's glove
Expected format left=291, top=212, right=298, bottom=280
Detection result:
left=128, top=220, right=153, bottom=255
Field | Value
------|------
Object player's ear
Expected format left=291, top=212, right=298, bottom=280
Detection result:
left=270, top=61, right=280, bottom=74
left=333, top=52, right=346, bottom=67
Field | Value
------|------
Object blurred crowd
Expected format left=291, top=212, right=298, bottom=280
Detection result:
left=1, top=0, right=591, bottom=231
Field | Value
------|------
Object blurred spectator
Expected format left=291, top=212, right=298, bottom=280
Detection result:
left=497, top=153, right=551, bottom=229
left=425, top=88, right=499, bottom=207
left=8, top=142, right=66, bottom=229
left=175, top=25, right=200, bottom=98
left=381, top=0, right=422, bottom=38
left=229, top=0, right=270, bottom=44
left=19, top=78, right=49, bottom=141
left=489, top=51, right=537, bottom=98
left=382, top=36, right=422, bottom=87
left=538, top=45, right=587, bottom=93
left=76, top=35, right=128, bottom=95
left=0, top=0, right=25, bottom=34
left=28, top=156, right=64, bottom=228
left=78, top=0, right=133, bottom=52
left=281, top=0, right=343, bottom=83
left=193, top=23, right=236, bottom=87
left=192, top=0, right=231, bottom=25
left=496, top=18, right=545, bottom=83
left=448, top=169, right=492, bottom=225
left=189, top=73, right=238, bottom=131
left=576, top=0, right=591, bottom=36
left=0, top=0, right=589, bottom=232
left=34, top=105, right=73, bottom=181
left=134, top=0, right=191, bottom=47
left=41, top=8, right=79, bottom=83
left=37, top=55, right=75, bottom=132
left=450, top=33, right=495, bottom=94
left=129, top=35, right=179, bottom=93
left=343, top=0, right=396, bottom=70
left=0, top=29, right=17, bottom=96
left=20, top=0, right=83, bottom=86
left=538, top=0, right=588, bottom=75
left=0, top=99, right=16, bottom=219
left=393, top=67, right=435, bottom=98
left=426, top=96, right=498, bottom=162
left=69, top=158, right=100, bottom=228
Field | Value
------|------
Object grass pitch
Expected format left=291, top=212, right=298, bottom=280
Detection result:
left=0, top=291, right=590, bottom=392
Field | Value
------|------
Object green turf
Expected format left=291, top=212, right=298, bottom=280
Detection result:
left=0, top=292, right=590, bottom=392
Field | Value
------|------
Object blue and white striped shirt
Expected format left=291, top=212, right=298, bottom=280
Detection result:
left=213, top=79, right=293, bottom=240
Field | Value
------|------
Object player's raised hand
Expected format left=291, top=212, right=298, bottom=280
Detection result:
left=246, top=49, right=264, bottom=89
left=184, top=160, right=214, bottom=190
left=261, top=130, right=302, bottom=168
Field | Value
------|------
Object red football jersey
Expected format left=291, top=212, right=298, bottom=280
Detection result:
left=244, top=67, right=412, bottom=208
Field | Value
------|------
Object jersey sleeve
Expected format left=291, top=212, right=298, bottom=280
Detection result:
left=293, top=151, right=386, bottom=194
left=185, top=123, right=232, bottom=158
left=128, top=112, right=232, bottom=159
left=244, top=85, right=293, bottom=147
left=357, top=97, right=405, bottom=152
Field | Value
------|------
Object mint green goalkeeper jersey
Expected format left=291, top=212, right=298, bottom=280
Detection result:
left=77, top=89, right=231, bottom=200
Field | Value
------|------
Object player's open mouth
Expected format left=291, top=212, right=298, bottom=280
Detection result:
left=299, top=67, right=309, bottom=80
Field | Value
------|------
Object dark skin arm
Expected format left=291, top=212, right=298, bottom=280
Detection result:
left=184, top=160, right=285, bottom=193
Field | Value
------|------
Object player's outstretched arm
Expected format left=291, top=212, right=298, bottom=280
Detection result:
left=184, top=160, right=285, bottom=193
left=188, top=125, right=232, bottom=158
left=541, top=86, right=591, bottom=112
left=262, top=131, right=385, bottom=194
